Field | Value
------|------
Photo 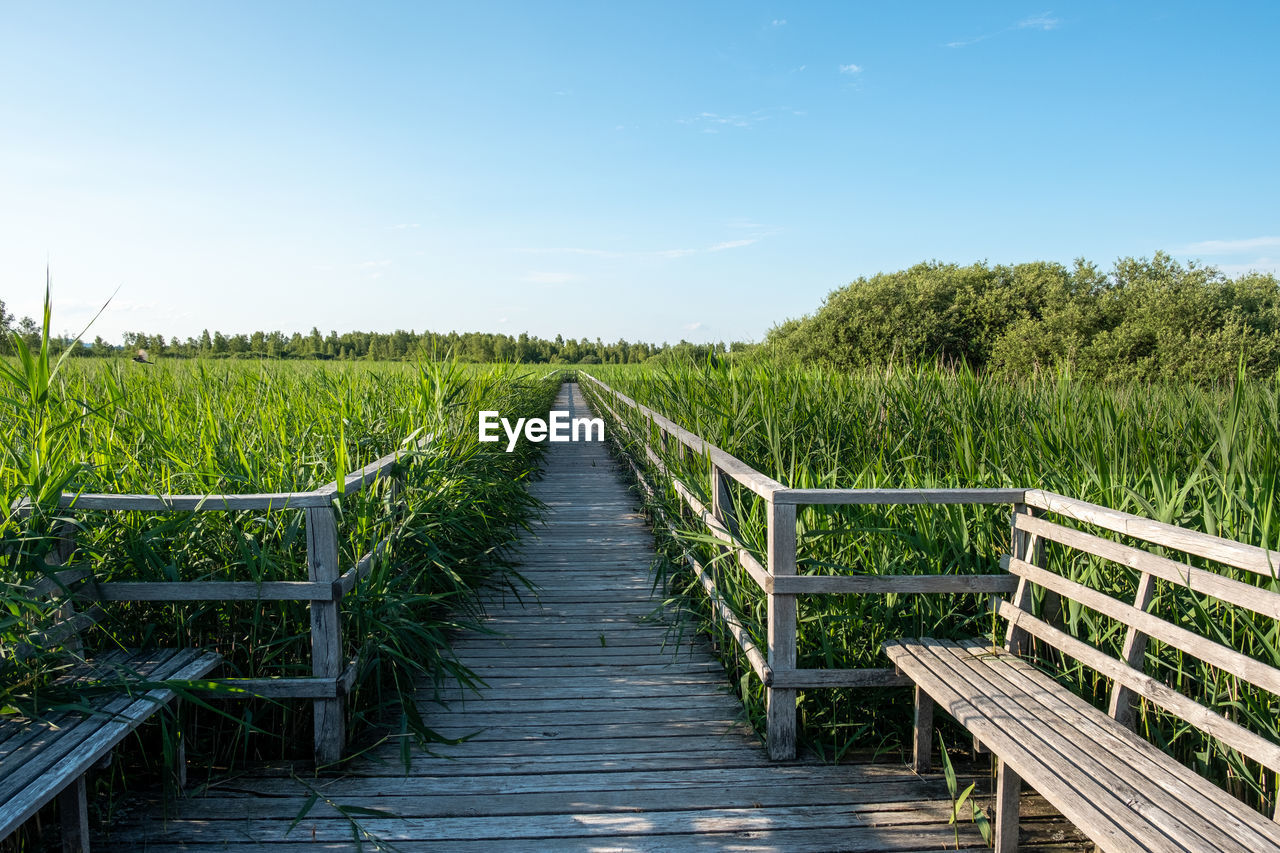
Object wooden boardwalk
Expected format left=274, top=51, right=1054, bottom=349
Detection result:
left=102, top=383, right=1086, bottom=852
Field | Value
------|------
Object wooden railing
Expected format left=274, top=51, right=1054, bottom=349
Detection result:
left=15, top=435, right=431, bottom=766
left=578, top=372, right=1280, bottom=760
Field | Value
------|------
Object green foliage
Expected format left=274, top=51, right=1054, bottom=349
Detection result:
left=768, top=254, right=1280, bottom=382
left=584, top=359, right=1280, bottom=813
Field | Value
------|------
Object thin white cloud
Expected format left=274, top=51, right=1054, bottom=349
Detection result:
left=708, top=239, right=756, bottom=252
left=655, top=249, right=697, bottom=259
left=949, top=12, right=1061, bottom=48
left=684, top=321, right=703, bottom=332
left=512, top=247, right=621, bottom=258
left=389, top=223, right=419, bottom=230
left=358, top=260, right=392, bottom=268
left=839, top=63, right=863, bottom=74
left=1178, top=236, right=1280, bottom=254
left=1215, top=258, right=1280, bottom=276
left=523, top=271, right=582, bottom=284
left=771, top=19, right=786, bottom=27
left=1018, top=13, right=1060, bottom=30
left=678, top=110, right=770, bottom=130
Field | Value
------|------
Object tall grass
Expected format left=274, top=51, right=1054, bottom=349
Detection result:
left=584, top=360, right=1280, bottom=811
left=0, top=304, right=560, bottom=842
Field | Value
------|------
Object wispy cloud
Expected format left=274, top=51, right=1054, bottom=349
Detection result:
left=708, top=239, right=756, bottom=252
left=389, top=223, right=420, bottom=230
left=1215, top=258, right=1280, bottom=276
left=771, top=19, right=786, bottom=27
left=1017, top=13, right=1060, bottom=30
left=684, top=321, right=703, bottom=332
left=678, top=110, right=770, bottom=132
left=839, top=63, right=863, bottom=74
left=655, top=248, right=697, bottom=259
left=523, top=271, right=582, bottom=284
left=1177, top=236, right=1280, bottom=254
left=949, top=12, right=1061, bottom=48
left=359, top=260, right=392, bottom=268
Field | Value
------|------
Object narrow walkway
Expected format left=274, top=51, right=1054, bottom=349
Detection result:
left=103, top=383, right=1085, bottom=851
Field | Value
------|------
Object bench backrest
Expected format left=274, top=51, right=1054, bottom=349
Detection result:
left=999, top=491, right=1280, bottom=806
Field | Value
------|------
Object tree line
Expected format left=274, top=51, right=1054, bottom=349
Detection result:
left=766, top=253, right=1280, bottom=382
left=0, top=302, right=739, bottom=365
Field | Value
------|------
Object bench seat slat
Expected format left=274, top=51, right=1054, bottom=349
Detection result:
left=0, top=650, right=178, bottom=764
left=0, top=648, right=220, bottom=838
left=886, top=638, right=1280, bottom=853
left=954, top=641, right=1280, bottom=852
left=927, top=638, right=1242, bottom=853
left=886, top=639, right=1157, bottom=852
left=927, top=638, right=1273, bottom=853
left=0, top=650, right=191, bottom=808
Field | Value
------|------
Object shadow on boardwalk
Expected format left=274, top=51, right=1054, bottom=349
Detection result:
left=100, top=383, right=1088, bottom=852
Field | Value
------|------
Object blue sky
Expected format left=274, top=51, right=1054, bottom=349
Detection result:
left=2, top=2, right=1278, bottom=345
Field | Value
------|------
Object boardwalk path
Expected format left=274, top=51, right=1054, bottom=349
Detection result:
left=104, top=383, right=1082, bottom=851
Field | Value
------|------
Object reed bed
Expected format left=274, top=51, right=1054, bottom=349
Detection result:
left=584, top=360, right=1280, bottom=812
left=1, top=311, right=559, bottom=837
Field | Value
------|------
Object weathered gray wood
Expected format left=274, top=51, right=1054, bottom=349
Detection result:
left=912, top=684, right=933, bottom=773
left=994, top=757, right=1020, bottom=853
left=1108, top=570, right=1156, bottom=728
left=997, top=600, right=1280, bottom=774
left=770, top=667, right=912, bottom=689
left=1015, top=512, right=1280, bottom=619
left=95, top=580, right=334, bottom=602
left=773, top=487, right=1026, bottom=506
left=770, top=573, right=1018, bottom=595
left=955, top=640, right=1280, bottom=851
left=889, top=639, right=1239, bottom=853
left=1023, top=489, right=1280, bottom=578
left=57, top=774, right=88, bottom=853
left=305, top=506, right=344, bottom=765
left=766, top=500, right=798, bottom=761
left=48, top=491, right=330, bottom=511
left=1004, top=556, right=1280, bottom=698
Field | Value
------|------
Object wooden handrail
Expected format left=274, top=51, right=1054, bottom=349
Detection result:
left=578, top=371, right=1280, bottom=762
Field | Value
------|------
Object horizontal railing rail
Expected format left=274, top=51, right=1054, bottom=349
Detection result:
left=579, top=371, right=1280, bottom=760
left=13, top=434, right=434, bottom=765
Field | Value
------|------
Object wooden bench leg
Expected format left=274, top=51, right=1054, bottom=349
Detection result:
left=912, top=685, right=933, bottom=773
left=995, top=757, right=1021, bottom=853
left=58, top=774, right=90, bottom=853
left=172, top=700, right=188, bottom=791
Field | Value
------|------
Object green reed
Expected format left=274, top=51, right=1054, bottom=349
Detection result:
left=584, top=360, right=1280, bottom=812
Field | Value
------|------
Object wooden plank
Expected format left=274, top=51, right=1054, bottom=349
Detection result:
left=0, top=649, right=218, bottom=838
left=997, top=600, right=1280, bottom=773
left=49, top=492, right=330, bottom=511
left=1023, top=489, right=1280, bottom=579
left=773, top=487, right=1026, bottom=506
left=955, top=640, right=1280, bottom=851
left=895, top=640, right=1205, bottom=853
left=305, top=506, right=344, bottom=766
left=770, top=574, right=1017, bottom=595
left=925, top=639, right=1235, bottom=853
left=770, top=667, right=912, bottom=689
left=1109, top=570, right=1157, bottom=729
left=1004, top=556, right=1280, bottom=699
left=1015, top=512, right=1280, bottom=619
left=766, top=500, right=798, bottom=760
left=94, top=580, right=334, bottom=602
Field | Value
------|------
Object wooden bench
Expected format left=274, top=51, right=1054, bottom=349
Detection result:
left=0, top=568, right=220, bottom=852
left=885, top=495, right=1280, bottom=853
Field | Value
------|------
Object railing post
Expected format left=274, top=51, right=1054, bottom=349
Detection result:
left=766, top=498, right=797, bottom=760
left=1004, top=503, right=1042, bottom=655
left=306, top=505, right=343, bottom=766
left=1108, top=571, right=1156, bottom=729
